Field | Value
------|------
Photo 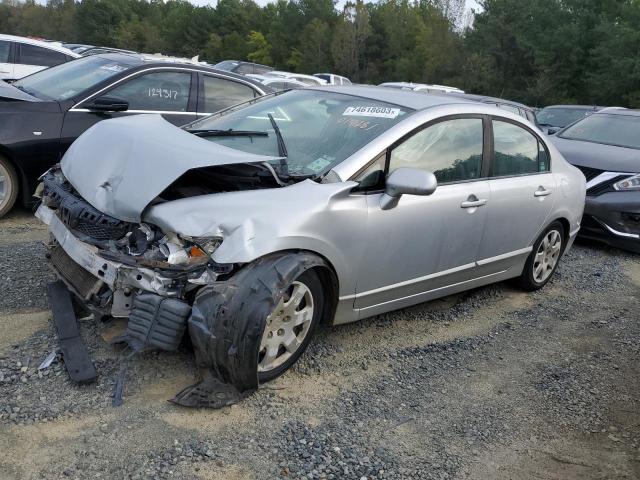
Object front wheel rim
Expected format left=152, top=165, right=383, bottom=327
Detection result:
left=533, top=229, right=562, bottom=283
left=0, top=163, right=10, bottom=207
left=258, top=281, right=314, bottom=373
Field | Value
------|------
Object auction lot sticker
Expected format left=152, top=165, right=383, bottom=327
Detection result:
left=343, top=106, right=401, bottom=119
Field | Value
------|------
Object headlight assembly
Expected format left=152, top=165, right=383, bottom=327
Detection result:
left=614, top=174, right=640, bottom=191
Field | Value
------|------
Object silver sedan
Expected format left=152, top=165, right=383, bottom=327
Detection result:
left=37, top=86, right=585, bottom=400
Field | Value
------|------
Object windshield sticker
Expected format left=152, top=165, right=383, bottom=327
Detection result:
left=337, top=117, right=380, bottom=130
left=343, top=106, right=401, bottom=119
left=307, top=156, right=332, bottom=172
left=99, top=64, right=128, bottom=73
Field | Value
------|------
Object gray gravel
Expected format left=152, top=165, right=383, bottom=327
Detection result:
left=1, top=228, right=639, bottom=479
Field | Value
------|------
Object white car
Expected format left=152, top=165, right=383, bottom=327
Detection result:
left=379, top=82, right=465, bottom=94
left=264, top=71, right=327, bottom=86
left=314, top=73, right=352, bottom=85
left=245, top=74, right=307, bottom=91
left=0, top=34, right=79, bottom=81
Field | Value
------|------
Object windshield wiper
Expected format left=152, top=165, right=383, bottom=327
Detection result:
left=267, top=113, right=289, bottom=177
left=188, top=129, right=268, bottom=137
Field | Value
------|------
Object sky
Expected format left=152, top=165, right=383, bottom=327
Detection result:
left=188, top=0, right=483, bottom=12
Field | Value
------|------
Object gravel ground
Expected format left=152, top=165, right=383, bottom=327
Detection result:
left=0, top=208, right=639, bottom=480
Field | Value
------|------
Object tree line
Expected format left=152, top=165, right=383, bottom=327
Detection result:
left=1, top=0, right=639, bottom=108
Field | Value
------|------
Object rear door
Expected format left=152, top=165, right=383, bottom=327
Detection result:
left=355, top=116, right=491, bottom=312
left=60, top=69, right=198, bottom=153
left=0, top=40, right=13, bottom=80
left=15, top=43, right=68, bottom=78
left=196, top=73, right=260, bottom=116
left=477, top=117, right=556, bottom=272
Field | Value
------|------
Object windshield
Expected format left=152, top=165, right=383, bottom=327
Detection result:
left=558, top=113, right=640, bottom=150
left=536, top=107, right=592, bottom=127
left=187, top=90, right=412, bottom=176
left=13, top=56, right=138, bottom=101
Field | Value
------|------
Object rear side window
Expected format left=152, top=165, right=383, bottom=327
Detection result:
left=492, top=120, right=549, bottom=176
left=0, top=41, right=10, bottom=63
left=253, top=64, right=272, bottom=75
left=202, top=75, right=257, bottom=113
left=389, top=118, right=484, bottom=184
left=108, top=71, right=192, bottom=112
left=18, top=44, right=67, bottom=67
left=235, top=63, right=254, bottom=74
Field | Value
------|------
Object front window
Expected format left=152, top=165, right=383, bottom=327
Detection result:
left=389, top=118, right=484, bottom=183
left=106, top=71, right=192, bottom=112
left=188, top=90, right=412, bottom=176
left=536, top=107, right=592, bottom=128
left=13, top=56, right=139, bottom=101
left=558, top=113, right=640, bottom=150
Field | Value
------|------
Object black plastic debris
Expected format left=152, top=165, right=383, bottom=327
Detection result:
left=171, top=253, right=327, bottom=409
left=47, top=281, right=97, bottom=383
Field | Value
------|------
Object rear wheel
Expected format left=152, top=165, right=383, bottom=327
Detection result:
left=257, top=269, right=323, bottom=382
left=517, top=221, right=565, bottom=291
left=0, top=156, right=18, bottom=218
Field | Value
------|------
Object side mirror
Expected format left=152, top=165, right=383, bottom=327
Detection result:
left=84, top=96, right=129, bottom=112
left=380, top=167, right=437, bottom=210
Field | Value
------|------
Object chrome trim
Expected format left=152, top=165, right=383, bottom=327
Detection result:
left=352, top=261, right=476, bottom=300
left=586, top=171, right=634, bottom=190
left=594, top=217, right=640, bottom=239
left=476, top=247, right=532, bottom=266
left=359, top=268, right=508, bottom=312
left=71, top=66, right=266, bottom=109
left=69, top=109, right=200, bottom=115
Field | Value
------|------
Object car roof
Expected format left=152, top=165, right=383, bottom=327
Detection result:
left=308, top=85, right=477, bottom=110
left=448, top=92, right=532, bottom=110
left=82, top=53, right=270, bottom=93
left=0, top=34, right=80, bottom=57
left=592, top=108, right=640, bottom=117
left=542, top=105, right=602, bottom=110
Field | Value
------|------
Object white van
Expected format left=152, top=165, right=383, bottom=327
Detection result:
left=0, top=34, right=79, bottom=81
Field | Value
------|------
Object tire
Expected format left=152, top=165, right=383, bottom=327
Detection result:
left=0, top=156, right=19, bottom=218
left=517, top=221, right=565, bottom=291
left=257, top=269, right=324, bottom=382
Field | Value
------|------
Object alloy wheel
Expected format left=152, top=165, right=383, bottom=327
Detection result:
left=533, top=229, right=562, bottom=283
left=258, top=281, right=315, bottom=373
left=0, top=162, right=8, bottom=206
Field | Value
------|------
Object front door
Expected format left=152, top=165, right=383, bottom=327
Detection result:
left=355, top=116, right=491, bottom=312
left=477, top=118, right=556, bottom=270
left=60, top=70, right=198, bottom=154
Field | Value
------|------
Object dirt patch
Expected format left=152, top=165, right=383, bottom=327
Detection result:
left=0, top=310, right=50, bottom=351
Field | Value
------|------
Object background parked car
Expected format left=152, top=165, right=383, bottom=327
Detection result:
left=0, top=34, right=79, bottom=81
left=536, top=105, right=602, bottom=134
left=550, top=109, right=640, bottom=253
left=379, top=82, right=465, bottom=94
left=314, top=73, right=352, bottom=85
left=264, top=71, right=327, bottom=86
left=213, top=60, right=273, bottom=75
left=0, top=53, right=269, bottom=217
left=246, top=74, right=307, bottom=91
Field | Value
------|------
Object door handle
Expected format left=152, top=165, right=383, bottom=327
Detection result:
left=534, top=187, right=551, bottom=197
left=460, top=198, right=487, bottom=208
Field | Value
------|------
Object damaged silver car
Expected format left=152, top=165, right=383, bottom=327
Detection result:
left=36, top=87, right=586, bottom=407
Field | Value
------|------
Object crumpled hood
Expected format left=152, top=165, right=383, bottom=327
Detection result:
left=550, top=135, right=640, bottom=173
left=61, top=115, right=280, bottom=222
left=0, top=80, right=40, bottom=102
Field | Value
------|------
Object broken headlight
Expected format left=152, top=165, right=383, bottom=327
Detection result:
left=161, top=235, right=223, bottom=265
left=614, top=174, right=640, bottom=191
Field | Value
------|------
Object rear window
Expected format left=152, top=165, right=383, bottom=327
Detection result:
left=558, top=113, right=640, bottom=150
left=18, top=44, right=67, bottom=67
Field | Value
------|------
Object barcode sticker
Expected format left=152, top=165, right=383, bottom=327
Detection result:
left=343, top=106, right=401, bottom=119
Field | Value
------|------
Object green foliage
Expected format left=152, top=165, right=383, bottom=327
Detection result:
left=1, top=0, right=639, bottom=106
